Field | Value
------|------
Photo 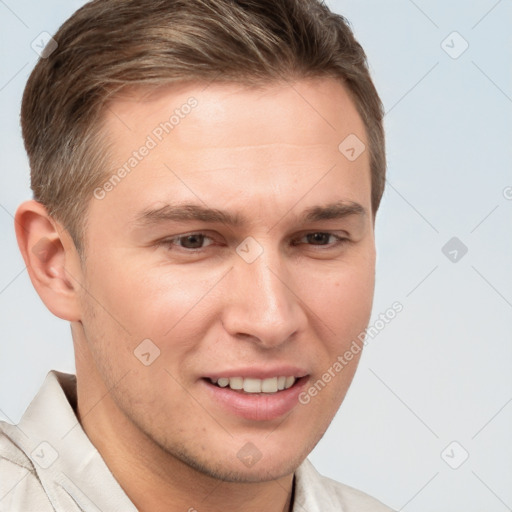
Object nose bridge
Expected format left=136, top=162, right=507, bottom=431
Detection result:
left=223, top=238, right=305, bottom=346
left=248, top=250, right=287, bottom=316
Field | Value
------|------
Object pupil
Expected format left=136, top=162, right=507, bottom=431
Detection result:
left=182, top=234, right=204, bottom=248
left=309, top=233, right=329, bottom=244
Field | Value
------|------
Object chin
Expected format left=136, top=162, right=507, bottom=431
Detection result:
left=196, top=458, right=303, bottom=484
left=169, top=442, right=307, bottom=483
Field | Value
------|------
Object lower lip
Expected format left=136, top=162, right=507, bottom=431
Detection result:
left=201, top=377, right=308, bottom=421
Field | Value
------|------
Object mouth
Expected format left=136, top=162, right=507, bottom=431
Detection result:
left=201, top=374, right=309, bottom=421
left=206, top=375, right=298, bottom=394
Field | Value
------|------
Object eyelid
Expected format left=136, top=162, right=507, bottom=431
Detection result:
left=295, top=228, right=349, bottom=238
left=292, top=231, right=349, bottom=246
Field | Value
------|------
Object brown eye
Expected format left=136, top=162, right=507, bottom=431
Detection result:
left=305, top=233, right=332, bottom=245
left=161, top=232, right=215, bottom=251
left=178, top=234, right=208, bottom=249
left=294, top=232, right=345, bottom=246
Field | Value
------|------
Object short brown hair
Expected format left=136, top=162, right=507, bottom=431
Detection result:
left=21, top=0, right=385, bottom=254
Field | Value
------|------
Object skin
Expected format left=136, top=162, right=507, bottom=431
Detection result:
left=15, top=78, right=376, bottom=512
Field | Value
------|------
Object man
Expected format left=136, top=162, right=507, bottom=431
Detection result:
left=1, top=0, right=394, bottom=510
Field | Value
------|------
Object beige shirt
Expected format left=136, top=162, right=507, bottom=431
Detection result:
left=0, top=371, right=394, bottom=512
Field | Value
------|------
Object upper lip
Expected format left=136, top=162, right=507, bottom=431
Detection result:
left=203, top=366, right=309, bottom=380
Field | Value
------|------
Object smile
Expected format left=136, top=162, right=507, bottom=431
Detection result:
left=208, top=376, right=296, bottom=393
left=202, top=374, right=308, bottom=421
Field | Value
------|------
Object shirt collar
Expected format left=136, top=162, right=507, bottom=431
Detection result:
left=15, top=370, right=137, bottom=512
left=293, top=458, right=342, bottom=511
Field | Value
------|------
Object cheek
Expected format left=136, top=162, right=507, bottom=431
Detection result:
left=84, top=252, right=222, bottom=341
left=297, top=262, right=375, bottom=420
left=303, top=252, right=375, bottom=350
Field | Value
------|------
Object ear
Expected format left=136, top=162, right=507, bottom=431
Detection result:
left=14, top=200, right=83, bottom=322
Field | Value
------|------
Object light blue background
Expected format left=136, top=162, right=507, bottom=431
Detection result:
left=1, top=1, right=511, bottom=510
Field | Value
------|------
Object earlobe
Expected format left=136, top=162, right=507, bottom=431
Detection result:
left=14, top=200, right=83, bottom=322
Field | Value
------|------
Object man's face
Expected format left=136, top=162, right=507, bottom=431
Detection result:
left=77, top=78, right=375, bottom=481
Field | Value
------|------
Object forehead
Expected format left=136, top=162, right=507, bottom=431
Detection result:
left=90, top=78, right=371, bottom=231
left=104, top=78, right=366, bottom=148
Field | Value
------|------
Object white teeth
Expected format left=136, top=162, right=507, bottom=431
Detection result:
left=217, top=377, right=229, bottom=388
left=210, top=376, right=297, bottom=393
left=261, top=377, right=278, bottom=393
left=285, top=376, right=295, bottom=389
left=229, top=376, right=243, bottom=390
left=243, top=378, right=261, bottom=393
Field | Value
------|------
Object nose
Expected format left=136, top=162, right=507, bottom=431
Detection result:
left=220, top=243, right=308, bottom=349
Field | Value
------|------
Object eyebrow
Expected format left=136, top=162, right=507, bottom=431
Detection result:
left=134, top=200, right=367, bottom=228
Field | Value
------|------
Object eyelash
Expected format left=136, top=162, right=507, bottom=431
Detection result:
left=160, top=231, right=349, bottom=252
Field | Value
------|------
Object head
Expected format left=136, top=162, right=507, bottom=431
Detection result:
left=16, top=0, right=385, bottom=484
